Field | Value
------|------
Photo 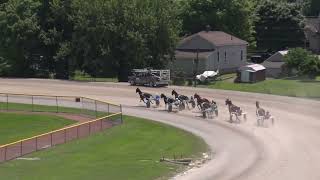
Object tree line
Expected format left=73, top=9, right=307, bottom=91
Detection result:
left=0, top=0, right=318, bottom=80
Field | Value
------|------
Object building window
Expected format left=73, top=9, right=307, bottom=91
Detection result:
left=217, top=52, right=220, bottom=62
left=224, top=51, right=227, bottom=62
left=241, top=50, right=243, bottom=61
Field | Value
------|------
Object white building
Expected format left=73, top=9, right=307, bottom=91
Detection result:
left=170, top=31, right=248, bottom=76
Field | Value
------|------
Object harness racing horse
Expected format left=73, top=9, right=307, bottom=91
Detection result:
left=256, top=101, right=274, bottom=126
left=160, top=94, right=181, bottom=112
left=201, top=100, right=219, bottom=119
left=136, top=88, right=159, bottom=108
left=172, top=90, right=192, bottom=109
left=225, top=99, right=246, bottom=123
left=194, top=93, right=210, bottom=109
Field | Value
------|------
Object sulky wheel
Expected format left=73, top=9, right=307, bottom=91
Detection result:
left=156, top=99, right=160, bottom=107
left=181, top=103, right=186, bottom=110
left=191, top=101, right=196, bottom=108
left=215, top=109, right=218, bottom=117
left=168, top=104, right=173, bottom=112
left=243, top=113, right=247, bottom=122
left=179, top=103, right=184, bottom=111
left=202, top=111, right=207, bottom=119
left=146, top=100, right=151, bottom=108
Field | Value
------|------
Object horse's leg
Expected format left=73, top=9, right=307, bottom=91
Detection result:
left=236, top=114, right=240, bottom=123
left=186, top=102, right=190, bottom=110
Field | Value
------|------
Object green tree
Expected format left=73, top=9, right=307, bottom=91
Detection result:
left=71, top=0, right=180, bottom=81
left=284, top=48, right=320, bottom=78
left=39, top=0, right=74, bottom=79
left=0, top=0, right=41, bottom=77
left=255, top=1, right=305, bottom=51
left=299, top=55, right=320, bottom=78
left=304, top=0, right=320, bottom=16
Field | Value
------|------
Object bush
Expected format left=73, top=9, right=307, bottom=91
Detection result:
left=284, top=48, right=320, bottom=78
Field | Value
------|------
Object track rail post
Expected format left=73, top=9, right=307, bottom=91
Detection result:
left=6, top=94, right=8, bottom=111
left=120, top=105, right=123, bottom=124
left=95, top=100, right=98, bottom=118
left=31, top=96, right=34, bottom=112
left=55, top=96, right=58, bottom=113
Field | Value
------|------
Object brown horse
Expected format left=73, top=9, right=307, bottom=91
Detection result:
left=225, top=99, right=242, bottom=122
left=194, top=93, right=210, bottom=109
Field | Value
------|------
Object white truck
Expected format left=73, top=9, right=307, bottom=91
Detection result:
left=128, top=69, right=170, bottom=87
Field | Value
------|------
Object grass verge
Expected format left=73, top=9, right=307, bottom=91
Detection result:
left=202, top=78, right=320, bottom=98
left=0, top=116, right=208, bottom=180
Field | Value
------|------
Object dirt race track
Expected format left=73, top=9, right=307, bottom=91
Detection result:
left=0, top=78, right=320, bottom=180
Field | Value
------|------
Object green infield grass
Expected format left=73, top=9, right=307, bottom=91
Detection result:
left=0, top=112, right=75, bottom=145
left=0, top=116, right=208, bottom=180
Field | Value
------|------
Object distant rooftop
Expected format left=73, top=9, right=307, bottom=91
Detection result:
left=177, top=31, right=248, bottom=51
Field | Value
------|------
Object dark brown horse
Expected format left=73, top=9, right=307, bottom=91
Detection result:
left=136, top=88, right=152, bottom=103
left=172, top=90, right=190, bottom=109
left=160, top=94, right=177, bottom=112
left=194, top=93, right=210, bottom=109
left=225, top=99, right=242, bottom=122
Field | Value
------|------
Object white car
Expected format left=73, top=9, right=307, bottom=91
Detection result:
left=196, top=70, right=219, bottom=82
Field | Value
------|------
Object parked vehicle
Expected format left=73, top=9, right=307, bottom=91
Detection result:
left=128, top=69, right=170, bottom=87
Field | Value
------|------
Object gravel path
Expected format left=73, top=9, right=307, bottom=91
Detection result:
left=0, top=78, right=320, bottom=180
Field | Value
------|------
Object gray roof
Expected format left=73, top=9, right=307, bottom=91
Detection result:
left=262, top=61, right=285, bottom=69
left=239, top=64, right=266, bottom=72
left=175, top=50, right=213, bottom=60
left=177, top=31, right=248, bottom=51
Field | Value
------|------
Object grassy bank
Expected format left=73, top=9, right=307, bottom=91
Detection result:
left=196, top=74, right=320, bottom=98
left=0, top=116, right=208, bottom=180
left=0, top=112, right=75, bottom=145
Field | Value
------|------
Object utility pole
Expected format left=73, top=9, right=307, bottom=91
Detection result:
left=193, top=49, right=199, bottom=87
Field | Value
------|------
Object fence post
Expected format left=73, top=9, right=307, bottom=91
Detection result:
left=64, top=130, right=67, bottom=143
left=20, top=141, right=22, bottom=156
left=77, top=126, right=79, bottom=139
left=120, top=105, right=123, bottom=124
left=4, top=146, right=6, bottom=161
left=107, top=104, right=110, bottom=115
left=6, top=94, right=8, bottom=111
left=94, top=100, right=98, bottom=118
left=31, top=96, right=34, bottom=112
left=35, top=137, right=38, bottom=151
left=55, top=96, right=58, bottom=113
left=50, top=133, right=53, bottom=147
left=81, top=97, right=84, bottom=115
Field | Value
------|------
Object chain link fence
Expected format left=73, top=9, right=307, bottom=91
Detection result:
left=0, top=93, right=122, bottom=163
